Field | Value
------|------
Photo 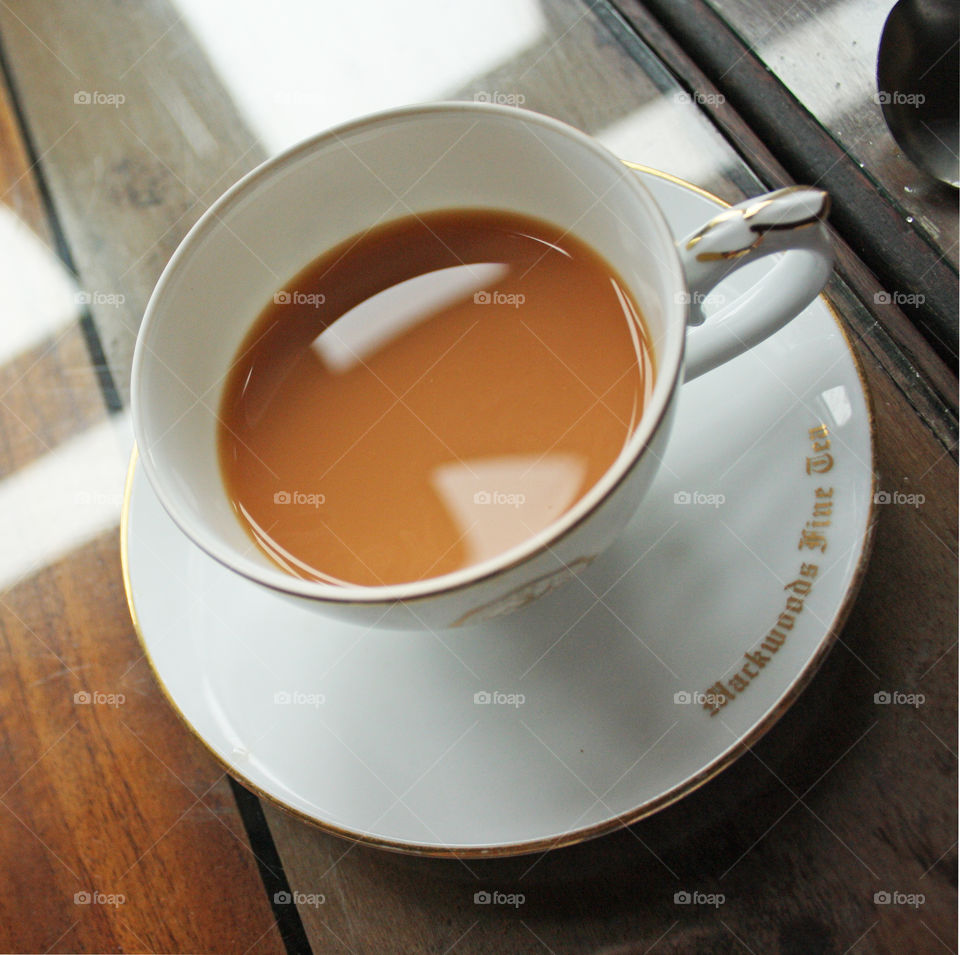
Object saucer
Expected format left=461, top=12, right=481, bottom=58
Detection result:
left=121, top=167, right=875, bottom=857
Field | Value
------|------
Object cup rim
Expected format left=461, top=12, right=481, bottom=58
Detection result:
left=131, top=101, right=687, bottom=606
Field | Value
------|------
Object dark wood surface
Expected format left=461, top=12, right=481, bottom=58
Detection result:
left=0, top=68, right=285, bottom=955
left=610, top=0, right=959, bottom=434
left=0, top=1, right=955, bottom=952
left=705, top=0, right=959, bottom=266
left=623, top=0, right=959, bottom=370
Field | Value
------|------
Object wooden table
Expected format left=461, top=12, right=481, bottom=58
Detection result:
left=0, top=1, right=955, bottom=952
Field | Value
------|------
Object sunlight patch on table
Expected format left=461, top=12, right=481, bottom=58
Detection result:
left=0, top=205, right=79, bottom=367
left=173, top=0, right=546, bottom=150
left=596, top=99, right=732, bottom=190
left=758, top=0, right=887, bottom=122
left=0, top=414, right=132, bottom=593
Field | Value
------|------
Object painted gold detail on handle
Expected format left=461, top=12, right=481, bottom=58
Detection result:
left=686, top=188, right=831, bottom=262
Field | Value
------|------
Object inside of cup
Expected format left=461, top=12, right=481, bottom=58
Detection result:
left=132, top=104, right=683, bottom=596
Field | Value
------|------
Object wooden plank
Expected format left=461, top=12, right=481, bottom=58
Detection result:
left=0, top=534, right=285, bottom=954
left=616, top=0, right=959, bottom=369
left=0, top=59, right=51, bottom=244
left=0, top=54, right=285, bottom=955
left=0, top=73, right=110, bottom=474
left=0, top=0, right=266, bottom=405
left=606, top=0, right=959, bottom=435
left=0, top=325, right=109, bottom=479
left=705, top=0, right=958, bottom=267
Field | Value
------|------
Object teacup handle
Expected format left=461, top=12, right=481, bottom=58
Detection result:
left=676, top=186, right=833, bottom=381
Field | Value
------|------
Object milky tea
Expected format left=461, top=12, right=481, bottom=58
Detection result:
left=217, top=209, right=655, bottom=586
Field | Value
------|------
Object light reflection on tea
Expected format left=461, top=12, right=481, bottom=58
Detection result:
left=218, top=209, right=655, bottom=586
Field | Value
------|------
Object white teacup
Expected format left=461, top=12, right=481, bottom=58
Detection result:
left=131, top=103, right=832, bottom=630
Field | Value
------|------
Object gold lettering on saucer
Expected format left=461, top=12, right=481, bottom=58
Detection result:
left=805, top=424, right=834, bottom=474
left=700, top=425, right=837, bottom=717
left=808, top=424, right=830, bottom=451
left=799, top=527, right=828, bottom=552
left=700, top=559, right=818, bottom=717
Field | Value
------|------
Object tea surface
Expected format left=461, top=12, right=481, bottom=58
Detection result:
left=218, top=209, right=654, bottom=586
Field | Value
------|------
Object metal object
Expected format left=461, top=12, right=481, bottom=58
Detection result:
left=877, top=0, right=960, bottom=187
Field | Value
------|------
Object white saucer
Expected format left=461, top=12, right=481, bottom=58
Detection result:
left=122, top=167, right=875, bottom=857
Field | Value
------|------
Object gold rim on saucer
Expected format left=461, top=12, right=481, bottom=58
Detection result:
left=120, top=164, right=877, bottom=858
